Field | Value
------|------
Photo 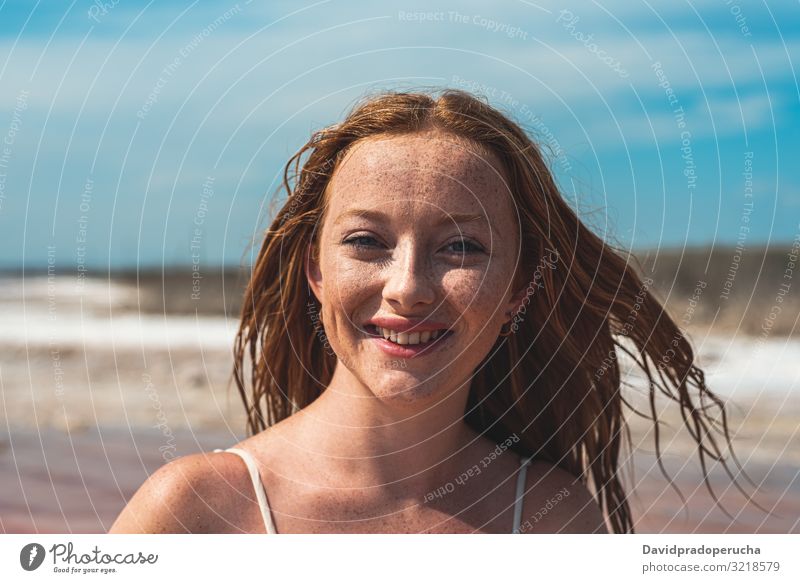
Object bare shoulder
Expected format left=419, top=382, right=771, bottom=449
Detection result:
left=517, top=460, right=608, bottom=534
left=108, top=451, right=257, bottom=534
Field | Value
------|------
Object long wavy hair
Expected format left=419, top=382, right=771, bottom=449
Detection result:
left=232, top=88, right=758, bottom=533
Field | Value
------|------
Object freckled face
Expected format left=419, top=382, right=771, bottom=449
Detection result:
left=305, top=130, right=525, bottom=405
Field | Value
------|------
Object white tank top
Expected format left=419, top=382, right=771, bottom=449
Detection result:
left=215, top=447, right=534, bottom=534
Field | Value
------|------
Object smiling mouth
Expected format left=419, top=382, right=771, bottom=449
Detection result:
left=364, top=325, right=454, bottom=346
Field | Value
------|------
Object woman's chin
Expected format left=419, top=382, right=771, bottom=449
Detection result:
left=366, top=377, right=457, bottom=409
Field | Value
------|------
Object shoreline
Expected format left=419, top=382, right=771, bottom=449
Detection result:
left=1, top=269, right=797, bottom=533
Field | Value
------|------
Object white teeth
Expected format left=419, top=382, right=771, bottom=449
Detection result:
left=374, top=326, right=448, bottom=345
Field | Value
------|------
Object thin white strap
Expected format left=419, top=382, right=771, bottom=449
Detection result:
left=512, top=456, right=532, bottom=533
left=213, top=448, right=278, bottom=534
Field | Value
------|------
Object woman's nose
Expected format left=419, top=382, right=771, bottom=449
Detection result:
left=381, top=240, right=436, bottom=309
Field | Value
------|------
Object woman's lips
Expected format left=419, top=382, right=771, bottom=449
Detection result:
left=364, top=325, right=454, bottom=359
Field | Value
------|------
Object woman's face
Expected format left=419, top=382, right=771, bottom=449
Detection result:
left=306, top=129, right=526, bottom=406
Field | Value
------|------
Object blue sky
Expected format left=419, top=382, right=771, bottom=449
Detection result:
left=0, top=0, right=797, bottom=269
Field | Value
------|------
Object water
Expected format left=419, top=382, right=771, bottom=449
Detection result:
left=0, top=275, right=238, bottom=350
left=1, top=275, right=798, bottom=396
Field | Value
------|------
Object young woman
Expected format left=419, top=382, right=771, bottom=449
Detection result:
left=110, top=89, right=751, bottom=534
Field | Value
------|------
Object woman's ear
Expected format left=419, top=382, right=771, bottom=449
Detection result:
left=504, top=286, right=528, bottom=321
left=305, top=243, right=323, bottom=303
left=504, top=264, right=539, bottom=320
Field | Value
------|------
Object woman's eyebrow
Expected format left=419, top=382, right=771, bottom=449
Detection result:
left=334, top=208, right=487, bottom=227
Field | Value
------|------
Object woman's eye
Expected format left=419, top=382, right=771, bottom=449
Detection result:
left=446, top=239, right=484, bottom=255
left=342, top=235, right=484, bottom=255
left=343, top=235, right=380, bottom=249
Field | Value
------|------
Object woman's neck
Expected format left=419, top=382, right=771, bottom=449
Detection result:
left=278, top=360, right=480, bottom=498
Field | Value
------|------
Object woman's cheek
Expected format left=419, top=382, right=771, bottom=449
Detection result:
left=327, top=257, right=380, bottom=298
left=445, top=269, right=513, bottom=324
left=441, top=267, right=493, bottom=304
